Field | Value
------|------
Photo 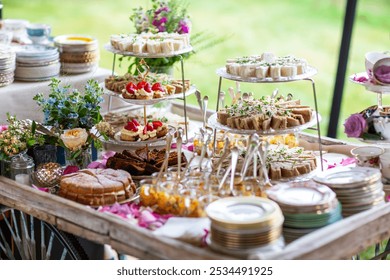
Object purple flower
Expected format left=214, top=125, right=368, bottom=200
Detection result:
left=344, top=113, right=367, bottom=138
left=155, top=6, right=170, bottom=15
left=177, top=19, right=190, bottom=34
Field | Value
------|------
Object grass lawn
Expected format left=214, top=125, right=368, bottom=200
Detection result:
left=4, top=0, right=390, bottom=139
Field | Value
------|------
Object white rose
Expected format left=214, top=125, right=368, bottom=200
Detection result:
left=60, top=128, right=88, bottom=151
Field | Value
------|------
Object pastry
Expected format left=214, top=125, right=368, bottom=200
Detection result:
left=226, top=53, right=309, bottom=79
left=59, top=168, right=137, bottom=206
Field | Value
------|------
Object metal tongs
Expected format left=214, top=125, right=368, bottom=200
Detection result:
left=157, top=131, right=174, bottom=182
left=19, top=119, right=57, bottom=137
left=258, top=141, right=272, bottom=189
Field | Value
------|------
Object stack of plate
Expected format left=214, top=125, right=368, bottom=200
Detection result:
left=313, top=167, right=385, bottom=217
left=0, top=46, right=16, bottom=87
left=267, top=180, right=342, bottom=243
left=14, top=45, right=60, bottom=81
left=205, top=197, right=284, bottom=256
left=54, top=34, right=99, bottom=74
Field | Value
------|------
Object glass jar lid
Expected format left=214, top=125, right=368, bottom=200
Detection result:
left=10, top=152, right=35, bottom=169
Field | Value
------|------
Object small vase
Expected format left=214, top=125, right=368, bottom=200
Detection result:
left=149, top=65, right=174, bottom=76
left=65, top=147, right=92, bottom=169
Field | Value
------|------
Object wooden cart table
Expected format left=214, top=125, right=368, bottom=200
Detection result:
left=0, top=173, right=389, bottom=260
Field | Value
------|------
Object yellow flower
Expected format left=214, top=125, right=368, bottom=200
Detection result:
left=60, top=128, right=88, bottom=151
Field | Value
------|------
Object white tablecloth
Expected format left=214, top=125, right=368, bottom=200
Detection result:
left=0, top=67, right=131, bottom=124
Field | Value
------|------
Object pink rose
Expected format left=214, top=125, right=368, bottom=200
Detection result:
left=344, top=113, right=367, bottom=138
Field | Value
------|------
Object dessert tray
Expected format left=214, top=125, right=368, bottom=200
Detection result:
left=102, top=125, right=175, bottom=147
left=216, top=66, right=317, bottom=83
left=349, top=72, right=390, bottom=93
left=104, top=43, right=193, bottom=58
left=103, top=85, right=196, bottom=106
left=207, top=111, right=320, bottom=136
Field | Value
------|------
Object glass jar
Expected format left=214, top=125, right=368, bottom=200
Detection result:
left=10, top=152, right=35, bottom=185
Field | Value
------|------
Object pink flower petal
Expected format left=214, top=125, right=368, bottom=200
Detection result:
left=63, top=165, right=79, bottom=175
left=340, top=157, right=356, bottom=166
left=87, top=161, right=101, bottom=169
left=102, top=151, right=116, bottom=159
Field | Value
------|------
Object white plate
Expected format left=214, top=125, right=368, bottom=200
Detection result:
left=13, top=44, right=58, bottom=57
left=206, top=196, right=281, bottom=225
left=207, top=111, right=320, bottom=136
left=104, top=43, right=193, bottom=58
left=216, top=66, right=317, bottom=83
left=54, top=34, right=98, bottom=46
left=104, top=85, right=196, bottom=106
left=349, top=72, right=390, bottom=93
left=313, top=166, right=382, bottom=188
left=267, top=182, right=336, bottom=206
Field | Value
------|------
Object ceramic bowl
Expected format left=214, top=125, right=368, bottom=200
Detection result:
left=351, top=146, right=384, bottom=168
left=365, top=51, right=390, bottom=78
left=372, top=116, right=390, bottom=140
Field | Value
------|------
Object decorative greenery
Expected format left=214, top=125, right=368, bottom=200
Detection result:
left=0, top=113, right=44, bottom=160
left=123, top=0, right=227, bottom=73
left=33, top=78, right=108, bottom=163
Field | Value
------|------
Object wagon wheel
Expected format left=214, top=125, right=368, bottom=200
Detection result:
left=0, top=206, right=88, bottom=260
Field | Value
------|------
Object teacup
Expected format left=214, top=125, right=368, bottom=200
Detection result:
left=372, top=116, right=390, bottom=140
left=365, top=51, right=390, bottom=79
left=380, top=152, right=390, bottom=182
left=351, top=146, right=384, bottom=168
left=26, top=23, right=51, bottom=43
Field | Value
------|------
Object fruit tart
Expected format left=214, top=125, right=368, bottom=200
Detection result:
left=120, top=119, right=143, bottom=141
left=119, top=119, right=168, bottom=142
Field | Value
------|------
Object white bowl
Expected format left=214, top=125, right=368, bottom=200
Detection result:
left=365, top=51, right=390, bottom=78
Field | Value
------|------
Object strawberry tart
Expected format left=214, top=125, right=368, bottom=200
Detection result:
left=120, top=119, right=168, bottom=142
left=122, top=80, right=175, bottom=100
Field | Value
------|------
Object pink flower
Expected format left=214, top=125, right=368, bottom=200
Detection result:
left=0, top=125, right=7, bottom=133
left=344, top=113, right=367, bottom=138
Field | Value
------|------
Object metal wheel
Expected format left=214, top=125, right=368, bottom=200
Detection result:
left=0, top=206, right=88, bottom=260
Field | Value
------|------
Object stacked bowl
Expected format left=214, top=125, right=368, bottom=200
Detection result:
left=14, top=45, right=60, bottom=81
left=314, top=167, right=385, bottom=217
left=267, top=180, right=342, bottom=243
left=206, top=197, right=284, bottom=256
left=54, top=34, right=99, bottom=74
left=0, top=45, right=16, bottom=86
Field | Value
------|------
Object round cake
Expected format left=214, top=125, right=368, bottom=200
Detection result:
left=59, top=168, right=137, bottom=206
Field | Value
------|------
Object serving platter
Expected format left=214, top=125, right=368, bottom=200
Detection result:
left=216, top=66, right=317, bottom=83
left=103, top=85, right=196, bottom=106
left=104, top=43, right=193, bottom=58
left=207, top=111, right=320, bottom=136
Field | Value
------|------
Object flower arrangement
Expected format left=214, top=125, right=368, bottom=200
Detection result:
left=33, top=78, right=110, bottom=167
left=125, top=0, right=226, bottom=72
left=343, top=106, right=384, bottom=140
left=0, top=114, right=44, bottom=161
